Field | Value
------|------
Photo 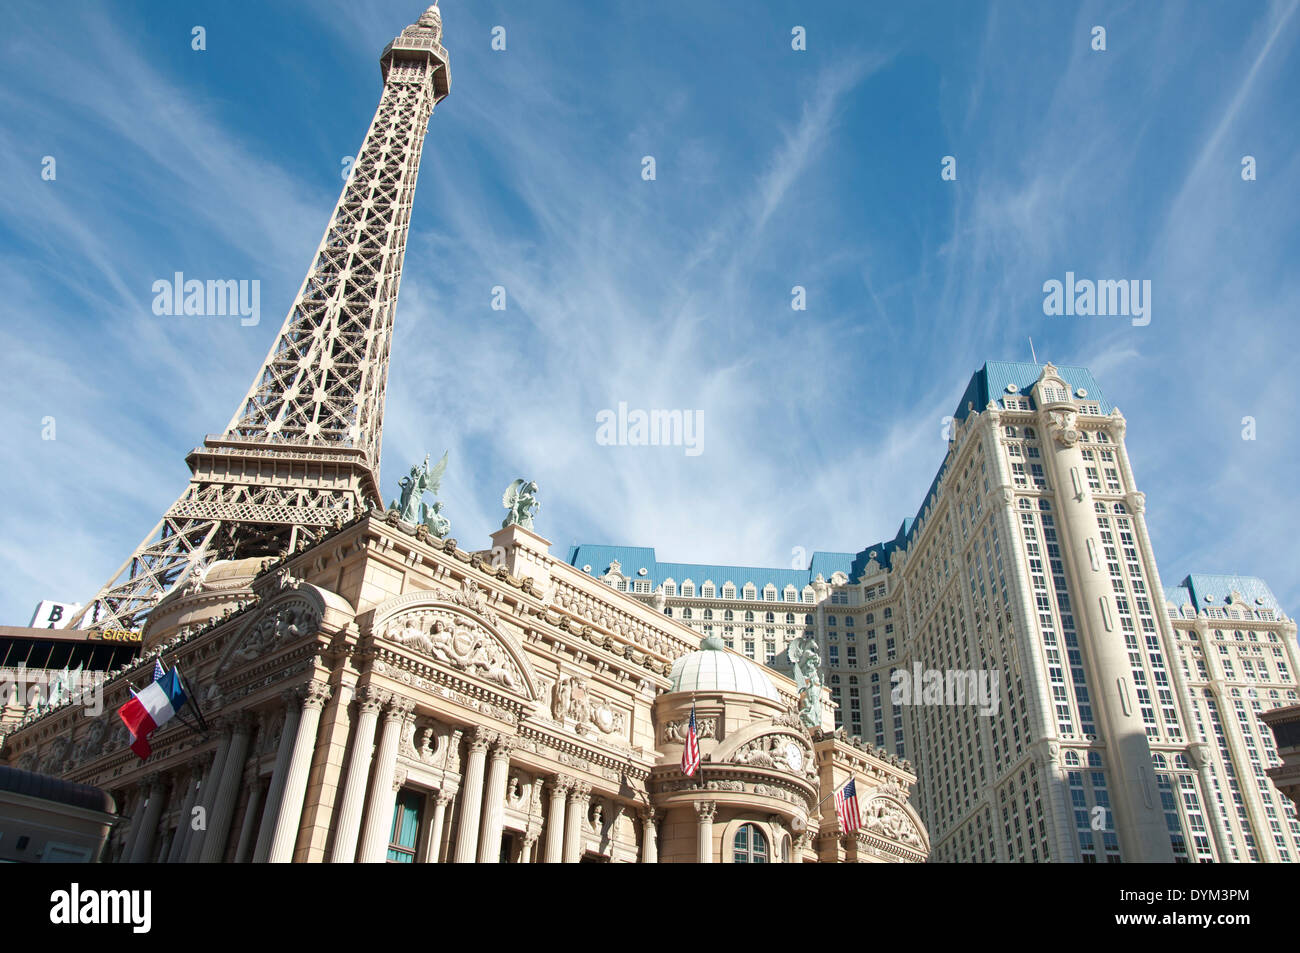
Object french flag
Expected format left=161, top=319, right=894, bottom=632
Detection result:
left=118, top=666, right=188, bottom=760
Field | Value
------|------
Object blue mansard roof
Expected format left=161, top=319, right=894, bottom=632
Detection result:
left=1171, top=574, right=1283, bottom=613
left=951, top=361, right=1112, bottom=425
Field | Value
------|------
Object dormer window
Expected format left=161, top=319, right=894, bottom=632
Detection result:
left=1040, top=382, right=1070, bottom=404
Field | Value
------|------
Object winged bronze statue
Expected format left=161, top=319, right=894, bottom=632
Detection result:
left=501, top=478, right=540, bottom=530
left=390, top=451, right=451, bottom=538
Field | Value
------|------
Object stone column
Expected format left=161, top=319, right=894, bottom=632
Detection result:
left=117, top=789, right=143, bottom=864
left=1040, top=397, right=1173, bottom=862
left=200, top=712, right=253, bottom=862
left=1188, top=741, right=1234, bottom=863
left=128, top=774, right=165, bottom=863
left=452, top=728, right=494, bottom=862
left=252, top=691, right=303, bottom=863
left=476, top=735, right=514, bottom=863
left=419, top=791, right=454, bottom=863
left=166, top=760, right=204, bottom=863
left=330, top=687, right=385, bottom=863
left=563, top=782, right=590, bottom=863
left=695, top=800, right=717, bottom=863
left=357, top=696, right=413, bottom=863
left=521, top=831, right=539, bottom=863
left=268, top=680, right=331, bottom=863
left=640, top=808, right=659, bottom=864
left=543, top=775, right=571, bottom=863
left=186, top=722, right=233, bottom=863
left=233, top=773, right=264, bottom=863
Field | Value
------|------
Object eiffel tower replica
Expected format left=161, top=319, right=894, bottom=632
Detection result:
left=69, top=6, right=451, bottom=633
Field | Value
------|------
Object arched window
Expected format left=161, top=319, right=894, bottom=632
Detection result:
left=733, top=824, right=768, bottom=863
left=682, top=607, right=693, bottom=620
left=724, top=609, right=734, bottom=622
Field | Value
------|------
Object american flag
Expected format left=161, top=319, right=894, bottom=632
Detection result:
left=153, top=659, right=166, bottom=681
left=681, top=702, right=701, bottom=777
left=835, top=777, right=861, bottom=833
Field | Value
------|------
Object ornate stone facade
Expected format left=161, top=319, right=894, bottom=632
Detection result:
left=0, top=516, right=928, bottom=864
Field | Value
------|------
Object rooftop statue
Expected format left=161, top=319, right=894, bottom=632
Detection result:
left=501, top=479, right=540, bottom=530
left=390, top=451, right=451, bottom=539
left=787, top=634, right=823, bottom=729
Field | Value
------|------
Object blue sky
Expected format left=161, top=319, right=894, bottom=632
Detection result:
left=1, top=0, right=1298, bottom=625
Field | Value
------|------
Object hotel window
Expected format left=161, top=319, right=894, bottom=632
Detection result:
left=764, top=585, right=777, bottom=602
left=743, top=585, right=757, bottom=600
left=802, top=588, right=815, bottom=604
left=845, top=616, right=854, bottom=628
left=704, top=609, right=714, bottom=621
left=723, top=584, right=736, bottom=599
left=828, top=615, right=837, bottom=627
left=733, top=824, right=768, bottom=863
left=829, top=646, right=839, bottom=665
left=681, top=581, right=695, bottom=597
left=785, top=613, right=796, bottom=625
left=682, top=608, right=693, bottom=620
left=784, top=585, right=798, bottom=602
left=744, top=611, right=755, bottom=623
left=847, top=646, right=857, bottom=666
left=765, top=612, right=776, bottom=624
left=724, top=609, right=734, bottom=621
left=387, top=789, right=423, bottom=863
left=702, top=583, right=715, bottom=598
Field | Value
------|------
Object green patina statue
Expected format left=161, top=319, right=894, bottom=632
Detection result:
left=787, top=635, right=823, bottom=729
left=501, top=479, right=540, bottom=530
left=390, top=451, right=451, bottom=538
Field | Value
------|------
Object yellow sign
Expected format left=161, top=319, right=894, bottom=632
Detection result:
left=96, top=628, right=142, bottom=643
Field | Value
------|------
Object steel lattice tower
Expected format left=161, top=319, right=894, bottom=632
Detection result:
left=70, top=6, right=451, bottom=632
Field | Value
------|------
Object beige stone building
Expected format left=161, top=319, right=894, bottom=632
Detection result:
left=0, top=519, right=927, bottom=863
left=578, top=363, right=1300, bottom=863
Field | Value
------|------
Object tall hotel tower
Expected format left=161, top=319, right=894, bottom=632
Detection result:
left=573, top=361, right=1300, bottom=862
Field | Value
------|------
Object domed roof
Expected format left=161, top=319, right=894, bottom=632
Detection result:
left=202, top=557, right=266, bottom=587
left=669, top=634, right=780, bottom=702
